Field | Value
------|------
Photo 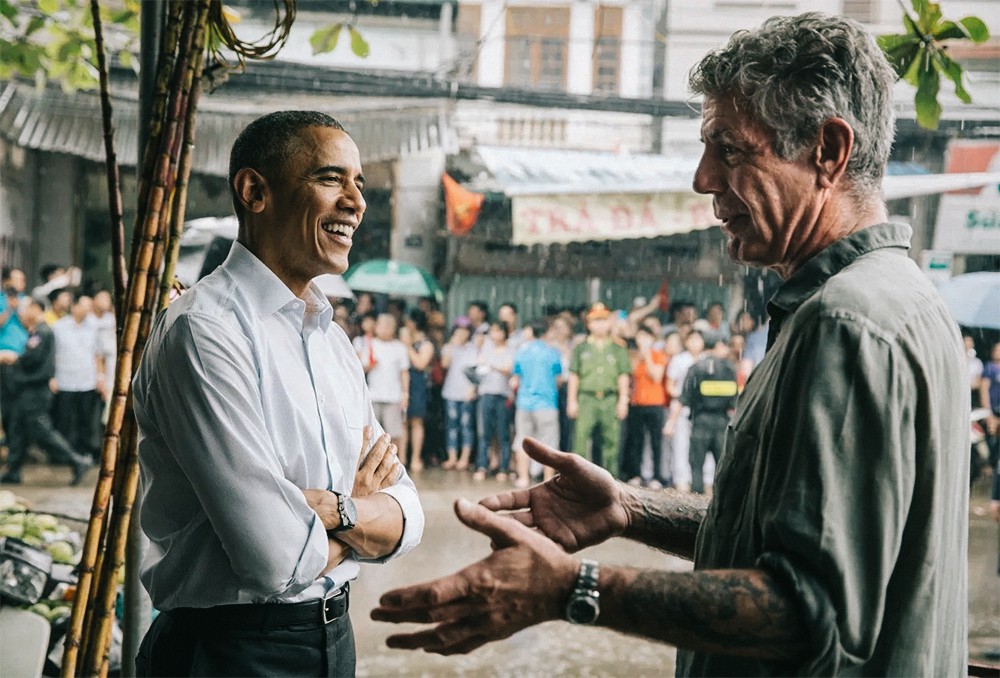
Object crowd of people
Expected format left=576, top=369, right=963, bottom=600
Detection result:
left=0, top=264, right=114, bottom=485
left=3, top=260, right=999, bottom=502
left=330, top=289, right=772, bottom=493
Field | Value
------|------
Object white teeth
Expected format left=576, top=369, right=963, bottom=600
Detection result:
left=322, top=222, right=355, bottom=238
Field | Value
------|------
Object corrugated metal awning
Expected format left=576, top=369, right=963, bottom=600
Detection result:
left=0, top=82, right=453, bottom=176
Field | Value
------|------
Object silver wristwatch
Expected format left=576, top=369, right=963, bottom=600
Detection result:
left=330, top=492, right=357, bottom=533
left=565, top=559, right=600, bottom=624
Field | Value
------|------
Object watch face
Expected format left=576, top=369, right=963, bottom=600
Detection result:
left=567, top=594, right=600, bottom=624
left=343, top=497, right=358, bottom=527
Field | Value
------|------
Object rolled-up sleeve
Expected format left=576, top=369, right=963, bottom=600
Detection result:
left=141, top=313, right=329, bottom=597
left=753, top=313, right=914, bottom=675
left=356, top=391, right=424, bottom=563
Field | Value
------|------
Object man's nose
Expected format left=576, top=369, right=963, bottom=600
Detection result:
left=340, top=182, right=367, bottom=215
left=693, top=152, right=723, bottom=195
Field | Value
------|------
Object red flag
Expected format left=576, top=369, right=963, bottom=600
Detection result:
left=442, top=173, right=484, bottom=236
left=658, top=278, right=670, bottom=313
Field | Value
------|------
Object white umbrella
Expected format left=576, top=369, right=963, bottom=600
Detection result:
left=313, top=274, right=355, bottom=300
left=936, top=272, right=1000, bottom=330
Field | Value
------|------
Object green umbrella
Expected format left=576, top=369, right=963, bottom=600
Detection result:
left=343, top=259, right=444, bottom=302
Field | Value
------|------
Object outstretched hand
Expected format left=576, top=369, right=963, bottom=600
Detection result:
left=480, top=437, right=629, bottom=552
left=371, top=497, right=578, bottom=655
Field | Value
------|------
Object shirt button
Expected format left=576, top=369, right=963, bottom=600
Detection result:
left=319, top=394, right=327, bottom=404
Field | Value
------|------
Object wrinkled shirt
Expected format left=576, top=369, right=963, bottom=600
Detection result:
left=134, top=242, right=423, bottom=610
left=678, top=223, right=968, bottom=676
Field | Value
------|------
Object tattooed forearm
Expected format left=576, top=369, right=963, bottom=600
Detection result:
left=599, top=567, right=808, bottom=661
left=623, top=487, right=709, bottom=560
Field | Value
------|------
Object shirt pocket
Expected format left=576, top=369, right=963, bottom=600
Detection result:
left=709, top=424, right=759, bottom=535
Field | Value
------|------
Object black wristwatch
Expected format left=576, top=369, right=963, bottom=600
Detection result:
left=565, top=559, right=600, bottom=624
left=330, top=492, right=357, bottom=533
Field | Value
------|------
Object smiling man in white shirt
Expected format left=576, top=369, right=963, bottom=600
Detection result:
left=133, top=111, right=424, bottom=677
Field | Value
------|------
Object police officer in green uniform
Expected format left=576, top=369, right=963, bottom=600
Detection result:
left=680, top=336, right=738, bottom=494
left=567, top=303, right=630, bottom=476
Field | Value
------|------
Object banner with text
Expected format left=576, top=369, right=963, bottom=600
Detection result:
left=511, top=192, right=717, bottom=245
left=933, top=193, right=1000, bottom=254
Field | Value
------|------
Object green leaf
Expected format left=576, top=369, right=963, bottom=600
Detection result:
left=57, top=39, right=81, bottom=62
left=917, top=2, right=943, bottom=35
left=38, top=0, right=58, bottom=15
left=310, top=22, right=342, bottom=55
left=0, top=0, right=16, bottom=22
left=878, top=33, right=920, bottom=77
left=914, top=65, right=941, bottom=129
left=932, top=20, right=966, bottom=41
left=902, top=45, right=927, bottom=86
left=934, top=51, right=972, bottom=103
left=958, top=16, right=990, bottom=43
left=118, top=50, right=133, bottom=70
left=349, top=26, right=369, bottom=58
left=902, top=13, right=922, bottom=39
left=26, top=15, right=45, bottom=35
left=110, top=9, right=135, bottom=24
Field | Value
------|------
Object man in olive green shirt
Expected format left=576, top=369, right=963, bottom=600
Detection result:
left=567, top=302, right=631, bottom=476
left=372, top=14, right=968, bottom=677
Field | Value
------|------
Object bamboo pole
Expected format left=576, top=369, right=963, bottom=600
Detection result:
left=90, top=0, right=126, bottom=312
left=63, top=2, right=197, bottom=673
left=117, top=0, right=184, bottom=325
left=67, top=1, right=299, bottom=674
left=158, top=70, right=204, bottom=310
left=81, top=2, right=211, bottom=674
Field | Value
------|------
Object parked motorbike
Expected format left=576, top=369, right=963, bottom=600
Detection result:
left=0, top=502, right=122, bottom=677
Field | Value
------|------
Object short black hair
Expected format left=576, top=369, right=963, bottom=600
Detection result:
left=228, top=111, right=346, bottom=221
left=39, top=263, right=63, bottom=282
left=489, top=320, right=509, bottom=340
left=408, top=308, right=428, bottom=333
left=529, top=318, right=548, bottom=338
left=1, top=266, right=22, bottom=281
left=468, top=301, right=489, bottom=319
left=500, top=302, right=517, bottom=315
left=47, top=287, right=69, bottom=304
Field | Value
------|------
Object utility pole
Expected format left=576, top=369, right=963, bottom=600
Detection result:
left=650, top=0, right=669, bottom=154
left=120, top=3, right=162, bottom=673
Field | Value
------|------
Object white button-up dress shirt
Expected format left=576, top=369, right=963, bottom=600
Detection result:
left=133, top=242, right=423, bottom=609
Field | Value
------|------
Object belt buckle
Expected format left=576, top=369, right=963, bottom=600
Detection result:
left=595, top=390, right=604, bottom=399
left=321, top=586, right=346, bottom=625
left=322, top=594, right=336, bottom=625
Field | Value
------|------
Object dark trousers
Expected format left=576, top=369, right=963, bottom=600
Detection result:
left=136, top=608, right=356, bottom=677
left=53, top=390, right=103, bottom=460
left=4, top=406, right=87, bottom=479
left=689, top=414, right=729, bottom=494
left=622, top=405, right=665, bottom=481
left=477, top=394, right=511, bottom=472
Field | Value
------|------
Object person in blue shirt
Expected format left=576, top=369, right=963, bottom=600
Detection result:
left=0, top=267, right=28, bottom=353
left=511, top=319, right=563, bottom=488
left=1, top=266, right=29, bottom=440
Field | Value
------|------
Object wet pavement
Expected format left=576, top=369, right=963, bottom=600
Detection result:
left=5, top=463, right=999, bottom=675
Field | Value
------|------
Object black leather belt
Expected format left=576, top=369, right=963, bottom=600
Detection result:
left=174, top=585, right=350, bottom=629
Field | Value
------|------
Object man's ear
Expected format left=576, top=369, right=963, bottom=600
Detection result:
left=813, top=118, right=853, bottom=189
left=232, top=168, right=268, bottom=214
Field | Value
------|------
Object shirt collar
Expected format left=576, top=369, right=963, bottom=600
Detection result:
left=768, top=222, right=912, bottom=318
left=222, top=241, right=333, bottom=327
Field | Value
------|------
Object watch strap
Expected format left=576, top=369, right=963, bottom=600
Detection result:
left=575, top=559, right=599, bottom=594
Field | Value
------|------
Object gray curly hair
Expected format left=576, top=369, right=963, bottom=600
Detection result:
left=689, top=13, right=896, bottom=197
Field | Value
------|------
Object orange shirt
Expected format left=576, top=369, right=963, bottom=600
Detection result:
left=631, top=349, right=668, bottom=406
